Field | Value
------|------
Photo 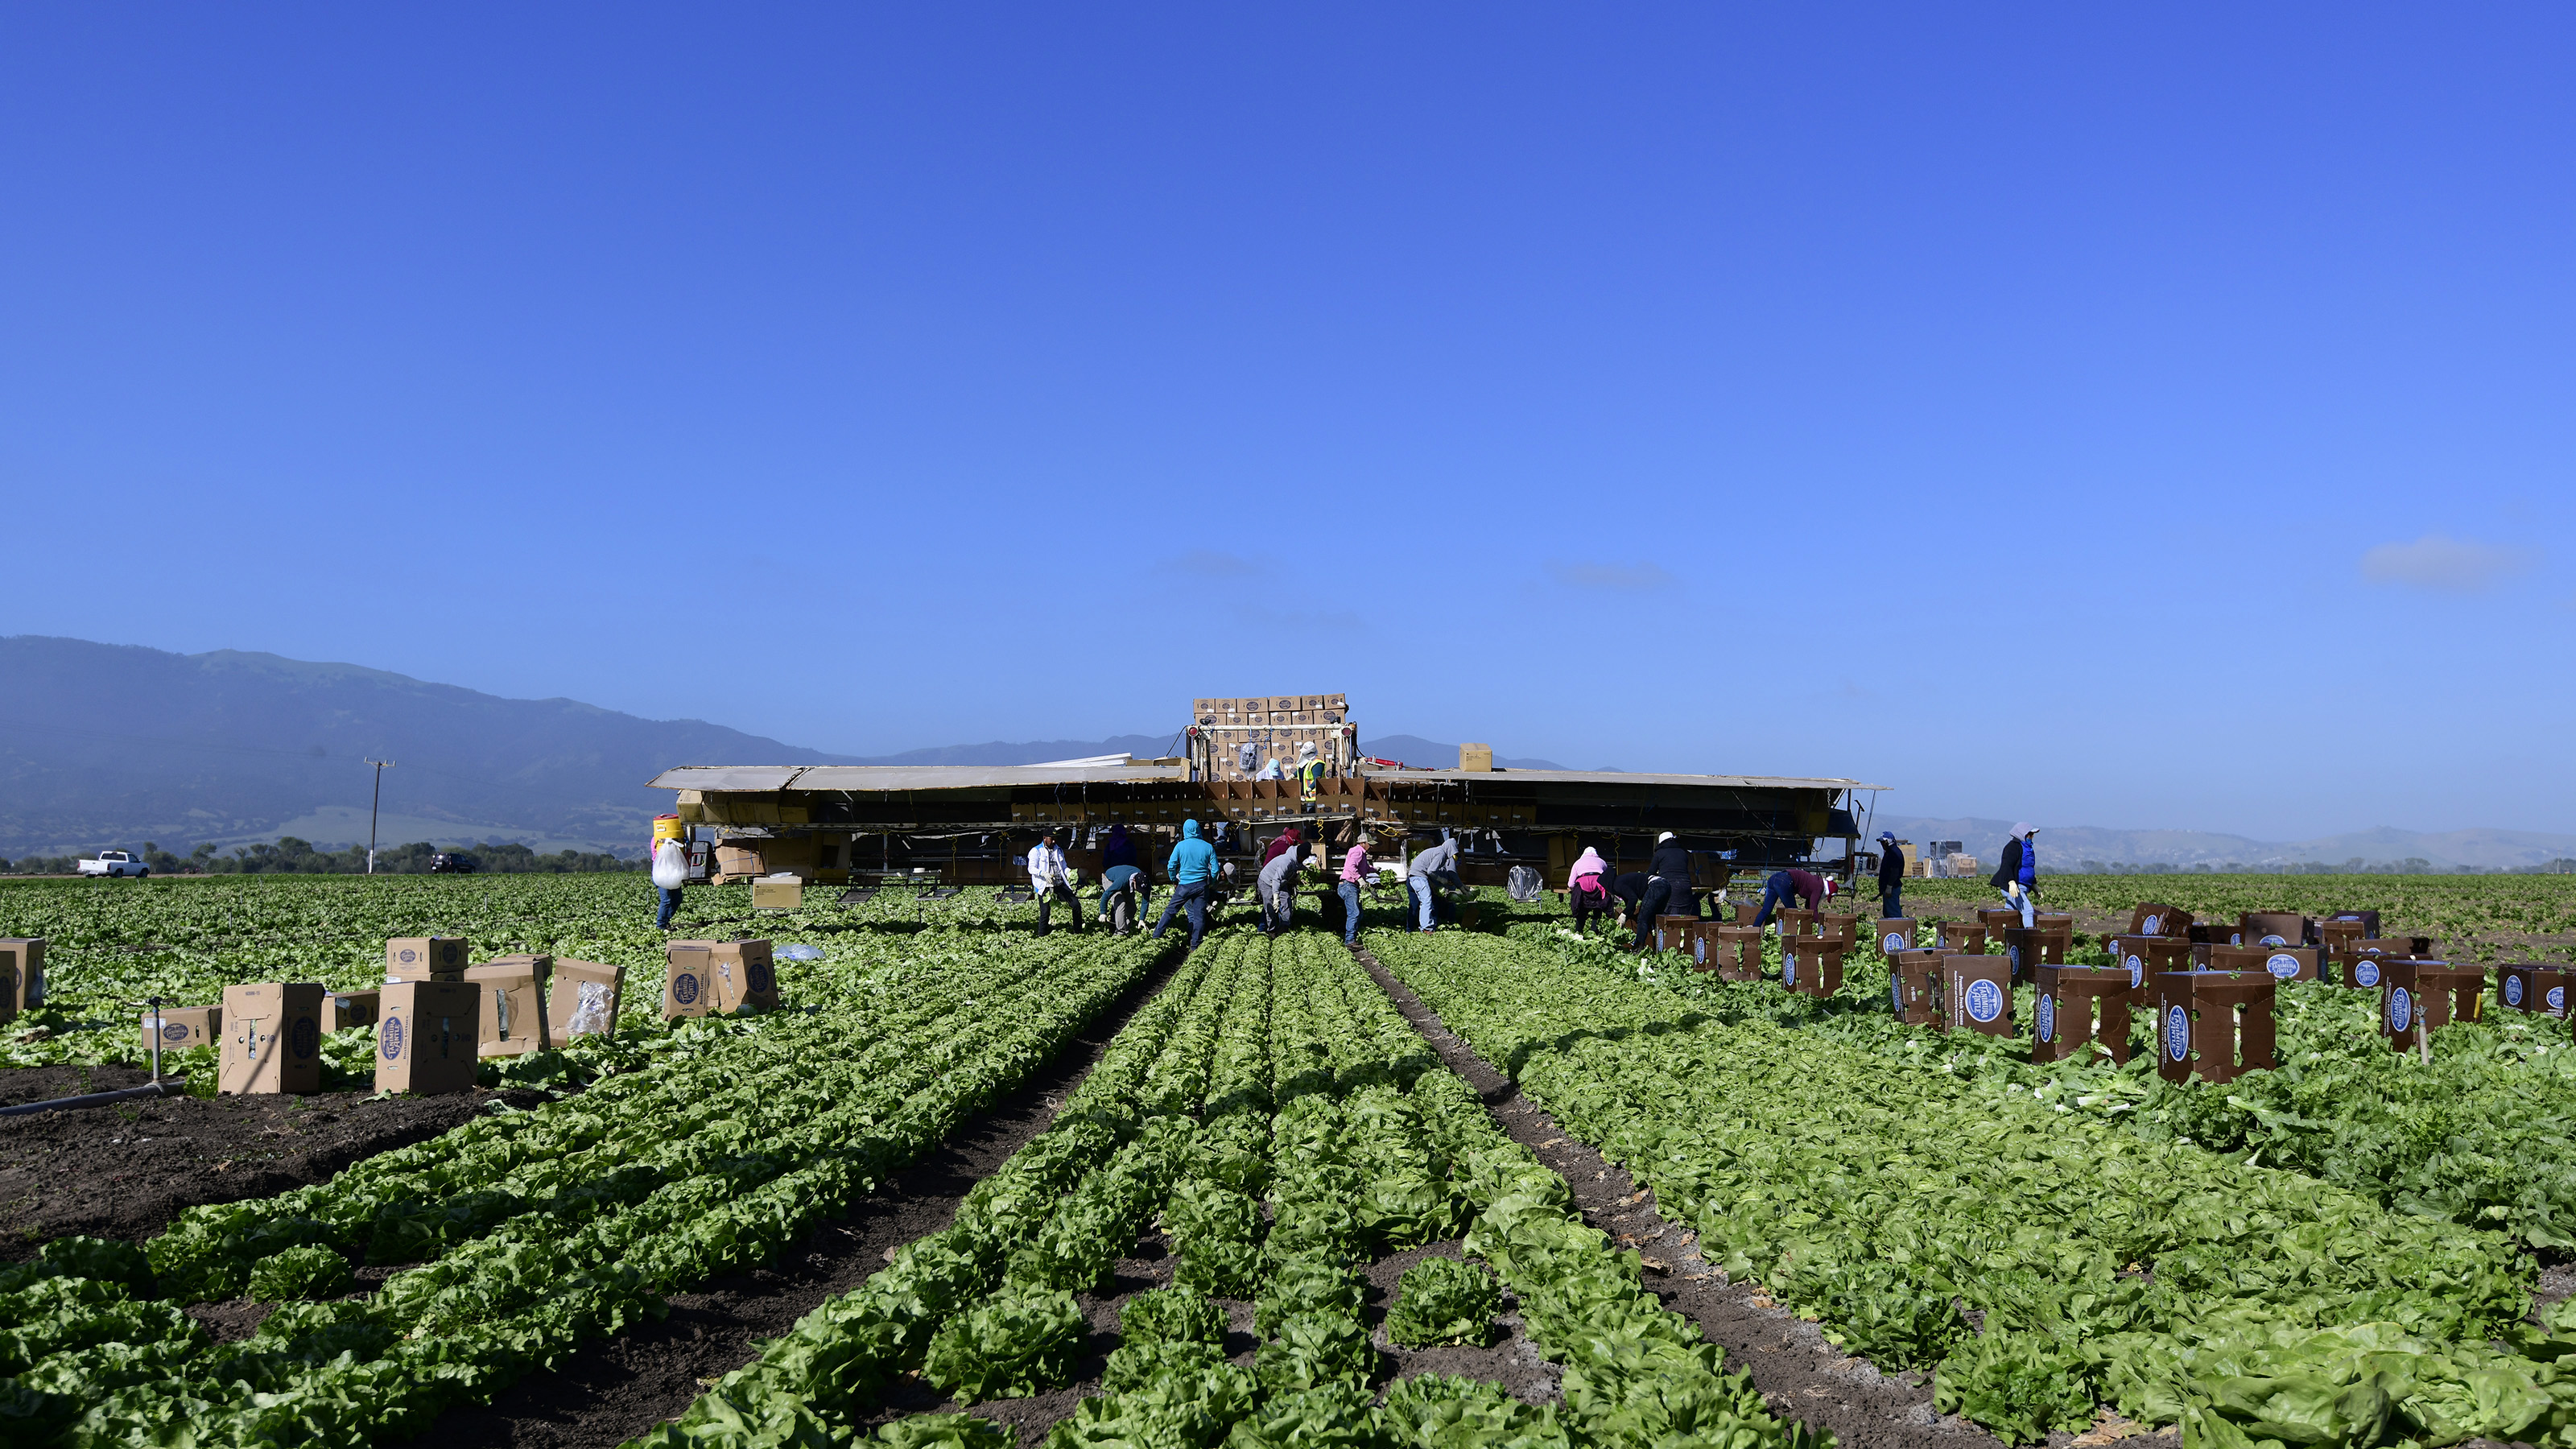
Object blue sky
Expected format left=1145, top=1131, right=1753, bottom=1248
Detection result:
left=2, top=4, right=2568, bottom=840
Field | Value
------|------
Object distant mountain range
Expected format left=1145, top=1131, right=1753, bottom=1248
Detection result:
left=1874, top=815, right=2576, bottom=873
left=4, top=635, right=2557, bottom=869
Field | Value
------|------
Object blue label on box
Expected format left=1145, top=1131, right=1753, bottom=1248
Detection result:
left=2355, top=960, right=2381, bottom=988
left=2165, top=1006, right=2190, bottom=1062
left=2267, top=953, right=2300, bottom=979
left=381, top=1018, right=405, bottom=1060
left=2037, top=993, right=2056, bottom=1042
left=2508, top=975, right=2525, bottom=1007
left=1964, top=978, right=2004, bottom=1023
left=2389, top=987, right=2413, bottom=1034
left=291, top=1018, right=317, bottom=1058
left=673, top=973, right=701, bottom=1005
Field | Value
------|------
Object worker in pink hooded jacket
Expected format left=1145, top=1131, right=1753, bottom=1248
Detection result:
left=1566, top=846, right=1613, bottom=933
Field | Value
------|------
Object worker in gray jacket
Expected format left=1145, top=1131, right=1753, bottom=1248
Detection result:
left=1257, top=844, right=1305, bottom=935
left=1406, top=832, right=1460, bottom=931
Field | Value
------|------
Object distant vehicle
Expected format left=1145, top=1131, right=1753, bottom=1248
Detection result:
left=77, top=850, right=149, bottom=878
left=429, top=852, right=480, bottom=874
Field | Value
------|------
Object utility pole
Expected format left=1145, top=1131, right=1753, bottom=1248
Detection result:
left=365, top=759, right=396, bottom=873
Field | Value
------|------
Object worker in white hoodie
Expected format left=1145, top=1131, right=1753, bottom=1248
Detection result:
left=1028, top=831, right=1084, bottom=937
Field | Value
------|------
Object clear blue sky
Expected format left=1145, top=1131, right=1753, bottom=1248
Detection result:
left=3, top=5, right=2568, bottom=841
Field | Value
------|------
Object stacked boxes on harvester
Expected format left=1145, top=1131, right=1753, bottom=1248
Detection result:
left=0, top=937, right=47, bottom=1024
left=549, top=960, right=627, bottom=1040
left=2033, top=964, right=2138, bottom=1065
left=1945, top=954, right=2013, bottom=1035
left=2499, top=964, right=2569, bottom=1021
left=665, top=939, right=780, bottom=1019
left=378, top=980, right=480, bottom=1094
left=220, top=982, right=325, bottom=1095
left=466, top=956, right=552, bottom=1056
left=2155, top=971, right=2277, bottom=1084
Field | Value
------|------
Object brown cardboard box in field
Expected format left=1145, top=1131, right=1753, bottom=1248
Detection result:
left=141, top=1005, right=220, bottom=1053
left=385, top=937, right=469, bottom=982
left=221, top=982, right=325, bottom=1095
left=0, top=938, right=45, bottom=1014
left=711, top=939, right=780, bottom=1014
left=751, top=879, right=805, bottom=910
left=321, top=990, right=379, bottom=1034
left=664, top=944, right=716, bottom=1020
left=463, top=961, right=551, bottom=1056
left=548, top=959, right=626, bottom=1041
left=376, top=980, right=481, bottom=1094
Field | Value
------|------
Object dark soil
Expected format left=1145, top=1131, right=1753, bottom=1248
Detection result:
left=1349, top=947, right=2171, bottom=1449
left=415, top=956, right=1182, bottom=1449
left=0, top=1063, right=543, bottom=1261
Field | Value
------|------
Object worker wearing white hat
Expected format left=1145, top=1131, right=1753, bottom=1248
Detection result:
left=1988, top=824, right=2039, bottom=928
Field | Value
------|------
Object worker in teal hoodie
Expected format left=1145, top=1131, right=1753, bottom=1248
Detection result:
left=1152, top=819, right=1220, bottom=949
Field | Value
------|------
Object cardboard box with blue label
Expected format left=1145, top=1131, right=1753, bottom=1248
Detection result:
left=667, top=939, right=778, bottom=1017
left=323, top=990, right=379, bottom=1034
left=385, top=936, right=469, bottom=984
left=220, top=982, right=325, bottom=1095
left=141, top=1004, right=221, bottom=1053
left=377, top=979, right=480, bottom=1094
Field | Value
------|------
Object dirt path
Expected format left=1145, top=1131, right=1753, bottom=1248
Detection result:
left=1348, top=945, right=2172, bottom=1449
left=0, top=1064, right=543, bottom=1260
left=411, top=955, right=1183, bottom=1449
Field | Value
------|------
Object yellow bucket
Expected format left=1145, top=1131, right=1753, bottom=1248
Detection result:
left=653, top=814, right=687, bottom=846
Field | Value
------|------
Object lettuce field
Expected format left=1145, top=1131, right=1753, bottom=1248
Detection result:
left=3, top=871, right=2575, bottom=1449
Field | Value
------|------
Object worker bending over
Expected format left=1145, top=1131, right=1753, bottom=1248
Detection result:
left=1752, top=866, right=1834, bottom=930
left=1407, top=832, right=1460, bottom=931
left=1629, top=832, right=1699, bottom=951
left=1152, top=819, right=1219, bottom=949
left=1566, top=845, right=1613, bottom=933
left=1257, top=843, right=1305, bottom=935
left=1028, top=832, right=1083, bottom=937
left=1097, top=862, right=1150, bottom=934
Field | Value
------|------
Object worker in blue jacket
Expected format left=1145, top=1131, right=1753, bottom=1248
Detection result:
left=1989, top=824, right=2038, bottom=928
left=1152, top=819, right=1220, bottom=949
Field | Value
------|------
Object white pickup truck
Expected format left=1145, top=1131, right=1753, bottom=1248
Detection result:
left=77, top=850, right=151, bottom=878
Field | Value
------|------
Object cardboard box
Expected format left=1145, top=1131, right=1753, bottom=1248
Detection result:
left=548, top=959, right=627, bottom=1041
left=385, top=936, right=469, bottom=983
left=664, top=944, right=716, bottom=1020
left=463, top=961, right=551, bottom=1056
left=220, top=982, right=325, bottom=1095
left=2211, top=944, right=2320, bottom=982
left=141, top=1004, right=220, bottom=1053
left=709, top=939, right=780, bottom=1014
left=0, top=938, right=45, bottom=1013
left=2500, top=964, right=2569, bottom=1018
left=2239, top=912, right=2309, bottom=948
left=1459, top=743, right=1494, bottom=772
left=377, top=980, right=481, bottom=1095
left=321, top=990, right=379, bottom=1034
left=751, top=879, right=806, bottom=910
left=1945, top=955, right=2013, bottom=1037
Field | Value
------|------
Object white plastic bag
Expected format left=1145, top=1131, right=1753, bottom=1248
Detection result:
left=650, top=840, right=687, bottom=890
left=1507, top=865, right=1543, bottom=903
left=565, top=980, right=616, bottom=1037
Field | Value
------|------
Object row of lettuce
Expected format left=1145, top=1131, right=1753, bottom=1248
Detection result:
left=1573, top=916, right=2576, bottom=1253
left=635, top=928, right=1824, bottom=1449
left=0, top=926, right=1172, bottom=1447
left=1374, top=927, right=2576, bottom=1448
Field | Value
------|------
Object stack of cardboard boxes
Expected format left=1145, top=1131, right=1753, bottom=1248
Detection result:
left=663, top=939, right=781, bottom=1019
left=379, top=937, right=477, bottom=1095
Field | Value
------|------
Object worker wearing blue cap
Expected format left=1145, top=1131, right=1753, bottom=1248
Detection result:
left=1875, top=831, right=1905, bottom=922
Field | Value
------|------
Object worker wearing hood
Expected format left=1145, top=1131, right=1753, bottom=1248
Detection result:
left=1102, top=824, right=1138, bottom=871
left=1876, top=831, right=1906, bottom=922
left=1152, top=820, right=1220, bottom=948
left=1988, top=824, right=2038, bottom=928
left=1630, top=832, right=1699, bottom=951
left=1566, top=845, right=1612, bottom=933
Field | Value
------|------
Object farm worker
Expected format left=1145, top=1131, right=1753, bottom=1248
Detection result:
left=1257, top=844, right=1303, bottom=935
left=1337, top=838, right=1373, bottom=945
left=650, top=835, right=688, bottom=930
left=1152, top=819, right=1220, bottom=949
left=1408, top=832, right=1460, bottom=931
left=1566, top=846, right=1614, bottom=933
left=1101, top=824, right=1139, bottom=871
left=1876, top=831, right=1905, bottom=922
left=1752, top=868, right=1832, bottom=931
left=1990, top=824, right=2038, bottom=928
left=1297, top=745, right=1325, bottom=803
left=1097, top=862, right=1149, bottom=933
left=1609, top=870, right=1650, bottom=931
left=1262, top=826, right=1303, bottom=868
left=1029, top=832, right=1084, bottom=937
left=1630, top=832, right=1699, bottom=951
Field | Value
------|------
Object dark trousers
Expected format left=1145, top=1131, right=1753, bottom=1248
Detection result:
left=1633, top=877, right=1678, bottom=947
left=1753, top=877, right=1792, bottom=928
left=1572, top=885, right=1611, bottom=931
left=656, top=886, right=682, bottom=929
left=1034, top=881, right=1082, bottom=935
left=1154, top=880, right=1211, bottom=948
left=1880, top=886, right=1902, bottom=921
